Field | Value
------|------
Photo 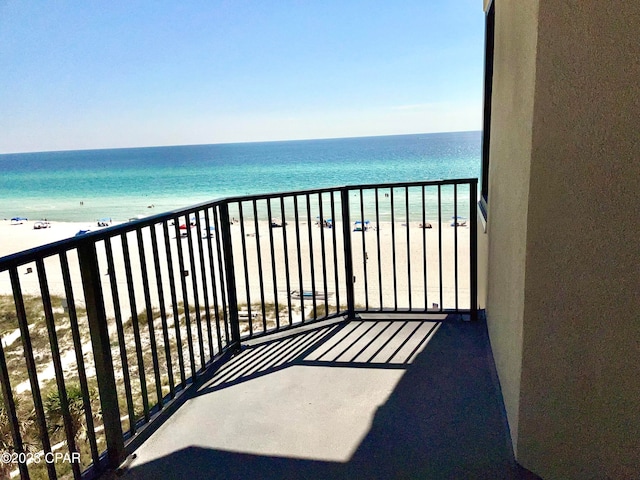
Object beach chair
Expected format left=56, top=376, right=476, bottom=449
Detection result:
left=238, top=309, right=259, bottom=320
left=289, top=290, right=332, bottom=301
left=450, top=216, right=467, bottom=227
left=353, top=220, right=371, bottom=232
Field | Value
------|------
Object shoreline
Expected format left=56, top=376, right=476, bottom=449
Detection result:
left=1, top=190, right=474, bottom=226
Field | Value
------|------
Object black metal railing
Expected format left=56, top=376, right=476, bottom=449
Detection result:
left=0, top=178, right=477, bottom=479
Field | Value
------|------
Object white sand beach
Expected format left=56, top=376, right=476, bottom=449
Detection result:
left=0, top=220, right=97, bottom=257
left=0, top=218, right=471, bottom=317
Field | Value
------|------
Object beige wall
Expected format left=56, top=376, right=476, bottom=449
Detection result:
left=486, top=1, right=640, bottom=479
left=518, top=1, right=640, bottom=478
left=484, top=0, right=540, bottom=453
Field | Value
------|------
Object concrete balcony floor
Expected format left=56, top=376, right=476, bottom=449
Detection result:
left=118, top=314, right=537, bottom=480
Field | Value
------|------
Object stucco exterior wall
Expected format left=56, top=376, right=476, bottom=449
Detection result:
left=486, top=0, right=640, bottom=478
left=517, top=1, right=640, bottom=478
left=484, top=0, right=539, bottom=453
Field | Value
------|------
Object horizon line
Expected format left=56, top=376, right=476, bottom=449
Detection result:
left=0, top=129, right=481, bottom=156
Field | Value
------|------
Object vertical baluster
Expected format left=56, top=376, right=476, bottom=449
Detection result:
left=406, top=186, right=412, bottom=311
left=237, top=202, right=252, bottom=337
left=374, top=187, right=383, bottom=310
left=251, top=200, right=267, bottom=330
left=280, top=196, right=293, bottom=325
left=330, top=192, right=340, bottom=313
left=213, top=207, right=230, bottom=345
left=11, top=267, right=58, bottom=479
left=121, top=232, right=150, bottom=421
left=422, top=186, right=428, bottom=311
left=60, top=252, right=100, bottom=466
left=36, top=258, right=82, bottom=479
left=136, top=229, right=163, bottom=407
left=185, top=216, right=205, bottom=370
left=195, top=213, right=214, bottom=362
left=293, top=196, right=305, bottom=320
left=318, top=192, right=329, bottom=318
left=173, top=220, right=197, bottom=379
left=104, top=237, right=136, bottom=432
left=305, top=194, right=317, bottom=318
left=204, top=210, right=225, bottom=350
left=454, top=184, right=459, bottom=312
left=267, top=198, right=279, bottom=330
left=358, top=188, right=368, bottom=310
left=149, top=226, right=175, bottom=400
left=390, top=188, right=398, bottom=311
left=162, top=221, right=186, bottom=388
left=11, top=267, right=58, bottom=478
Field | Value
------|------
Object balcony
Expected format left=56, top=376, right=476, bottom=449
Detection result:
left=0, top=179, right=532, bottom=479
left=118, top=315, right=530, bottom=480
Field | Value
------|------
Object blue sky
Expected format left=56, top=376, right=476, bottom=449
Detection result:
left=0, top=1, right=484, bottom=153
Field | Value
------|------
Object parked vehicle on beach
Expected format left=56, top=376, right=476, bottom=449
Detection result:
left=10, top=217, right=27, bottom=225
left=33, top=220, right=51, bottom=229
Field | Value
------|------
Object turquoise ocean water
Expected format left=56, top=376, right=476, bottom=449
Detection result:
left=0, top=131, right=480, bottom=223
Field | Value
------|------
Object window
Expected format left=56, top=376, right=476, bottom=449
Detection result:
left=480, top=0, right=495, bottom=220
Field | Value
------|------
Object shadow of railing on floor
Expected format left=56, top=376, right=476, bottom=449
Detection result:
left=194, top=316, right=442, bottom=397
left=120, top=320, right=535, bottom=480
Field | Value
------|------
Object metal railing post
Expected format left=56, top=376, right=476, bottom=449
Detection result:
left=340, top=188, right=356, bottom=319
left=219, top=203, right=242, bottom=348
left=470, top=179, right=479, bottom=321
left=77, top=242, right=125, bottom=469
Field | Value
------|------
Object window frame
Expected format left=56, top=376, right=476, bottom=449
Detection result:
left=479, top=0, right=495, bottom=222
